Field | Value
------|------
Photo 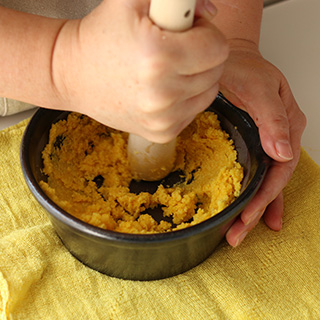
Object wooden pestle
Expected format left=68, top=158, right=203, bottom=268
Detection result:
left=128, top=0, right=196, bottom=181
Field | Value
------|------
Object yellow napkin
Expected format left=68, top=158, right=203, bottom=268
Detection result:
left=1, top=119, right=320, bottom=320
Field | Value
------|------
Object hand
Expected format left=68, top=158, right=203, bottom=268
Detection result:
left=52, top=0, right=228, bottom=143
left=219, top=39, right=306, bottom=246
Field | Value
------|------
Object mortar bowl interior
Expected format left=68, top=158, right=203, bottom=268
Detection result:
left=20, top=93, right=269, bottom=280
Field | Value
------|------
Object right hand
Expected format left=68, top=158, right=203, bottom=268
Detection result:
left=52, top=0, right=228, bottom=143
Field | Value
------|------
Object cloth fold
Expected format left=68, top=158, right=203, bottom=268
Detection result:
left=1, top=119, right=320, bottom=320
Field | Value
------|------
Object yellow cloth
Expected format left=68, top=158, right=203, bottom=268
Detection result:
left=1, top=119, right=320, bottom=320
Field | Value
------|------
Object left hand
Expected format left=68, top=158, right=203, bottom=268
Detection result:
left=219, top=39, right=307, bottom=247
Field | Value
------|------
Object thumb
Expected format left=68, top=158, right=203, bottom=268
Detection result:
left=247, top=88, right=294, bottom=163
left=195, top=0, right=217, bottom=20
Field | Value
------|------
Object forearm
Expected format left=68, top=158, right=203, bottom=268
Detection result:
left=213, top=0, right=263, bottom=47
left=0, top=6, right=67, bottom=108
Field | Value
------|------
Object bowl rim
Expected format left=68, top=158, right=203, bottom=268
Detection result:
left=20, top=93, right=270, bottom=244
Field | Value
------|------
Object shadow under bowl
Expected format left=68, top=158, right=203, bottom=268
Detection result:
left=20, top=93, right=269, bottom=281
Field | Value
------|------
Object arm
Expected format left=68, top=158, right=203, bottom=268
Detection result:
left=210, top=0, right=306, bottom=246
left=213, top=0, right=263, bottom=45
left=0, top=7, right=66, bottom=108
left=0, top=0, right=228, bottom=144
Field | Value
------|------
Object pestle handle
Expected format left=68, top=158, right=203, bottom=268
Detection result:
left=149, top=0, right=196, bottom=32
left=128, top=0, right=196, bottom=181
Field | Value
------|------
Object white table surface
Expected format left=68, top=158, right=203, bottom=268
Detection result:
left=1, top=0, right=319, bottom=165
left=260, top=0, right=320, bottom=165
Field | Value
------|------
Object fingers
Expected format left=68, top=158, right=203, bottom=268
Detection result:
left=225, top=93, right=304, bottom=247
left=243, top=86, right=293, bottom=162
left=167, top=18, right=229, bottom=75
left=77, top=0, right=228, bottom=144
left=218, top=45, right=307, bottom=248
left=180, top=64, right=225, bottom=100
left=195, top=0, right=217, bottom=20
left=131, top=9, right=228, bottom=142
left=169, top=82, right=220, bottom=138
left=226, top=192, right=284, bottom=247
left=138, top=64, right=224, bottom=113
left=241, top=77, right=305, bottom=231
left=263, top=193, right=283, bottom=231
left=236, top=69, right=305, bottom=164
left=225, top=210, right=265, bottom=247
left=140, top=12, right=228, bottom=76
left=241, top=160, right=293, bottom=224
left=230, top=157, right=295, bottom=247
left=135, top=83, right=220, bottom=143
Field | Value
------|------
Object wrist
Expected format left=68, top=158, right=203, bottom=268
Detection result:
left=226, top=38, right=262, bottom=57
left=0, top=7, right=71, bottom=108
left=51, top=19, right=83, bottom=112
left=213, top=0, right=263, bottom=49
left=227, top=38, right=259, bottom=50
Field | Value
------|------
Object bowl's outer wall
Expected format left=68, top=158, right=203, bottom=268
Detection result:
left=21, top=94, right=269, bottom=280
left=49, top=214, right=226, bottom=280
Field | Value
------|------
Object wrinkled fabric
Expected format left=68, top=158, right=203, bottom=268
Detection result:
left=0, top=0, right=101, bottom=19
left=1, top=119, right=320, bottom=320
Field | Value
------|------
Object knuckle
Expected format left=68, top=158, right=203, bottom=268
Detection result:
left=140, top=114, right=174, bottom=133
left=206, top=29, right=229, bottom=65
left=297, top=109, right=307, bottom=129
left=138, top=92, right=173, bottom=114
left=189, top=22, right=229, bottom=71
left=138, top=48, right=171, bottom=83
left=138, top=97, right=162, bottom=114
left=273, top=161, right=295, bottom=185
left=142, top=130, right=177, bottom=144
left=272, top=113, right=290, bottom=128
left=217, top=37, right=230, bottom=63
left=138, top=61, right=165, bottom=86
left=138, top=85, right=181, bottom=114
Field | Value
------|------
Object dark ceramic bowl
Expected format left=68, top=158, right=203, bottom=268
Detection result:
left=20, top=93, right=269, bottom=281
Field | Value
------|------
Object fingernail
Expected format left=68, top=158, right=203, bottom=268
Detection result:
left=202, top=0, right=217, bottom=20
left=275, top=140, right=293, bottom=160
left=245, top=211, right=262, bottom=226
left=235, top=231, right=248, bottom=247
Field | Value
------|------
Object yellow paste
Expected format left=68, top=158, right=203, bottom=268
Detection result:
left=40, top=112, right=243, bottom=233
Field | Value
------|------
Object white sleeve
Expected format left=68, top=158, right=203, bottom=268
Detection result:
left=0, top=97, right=35, bottom=117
